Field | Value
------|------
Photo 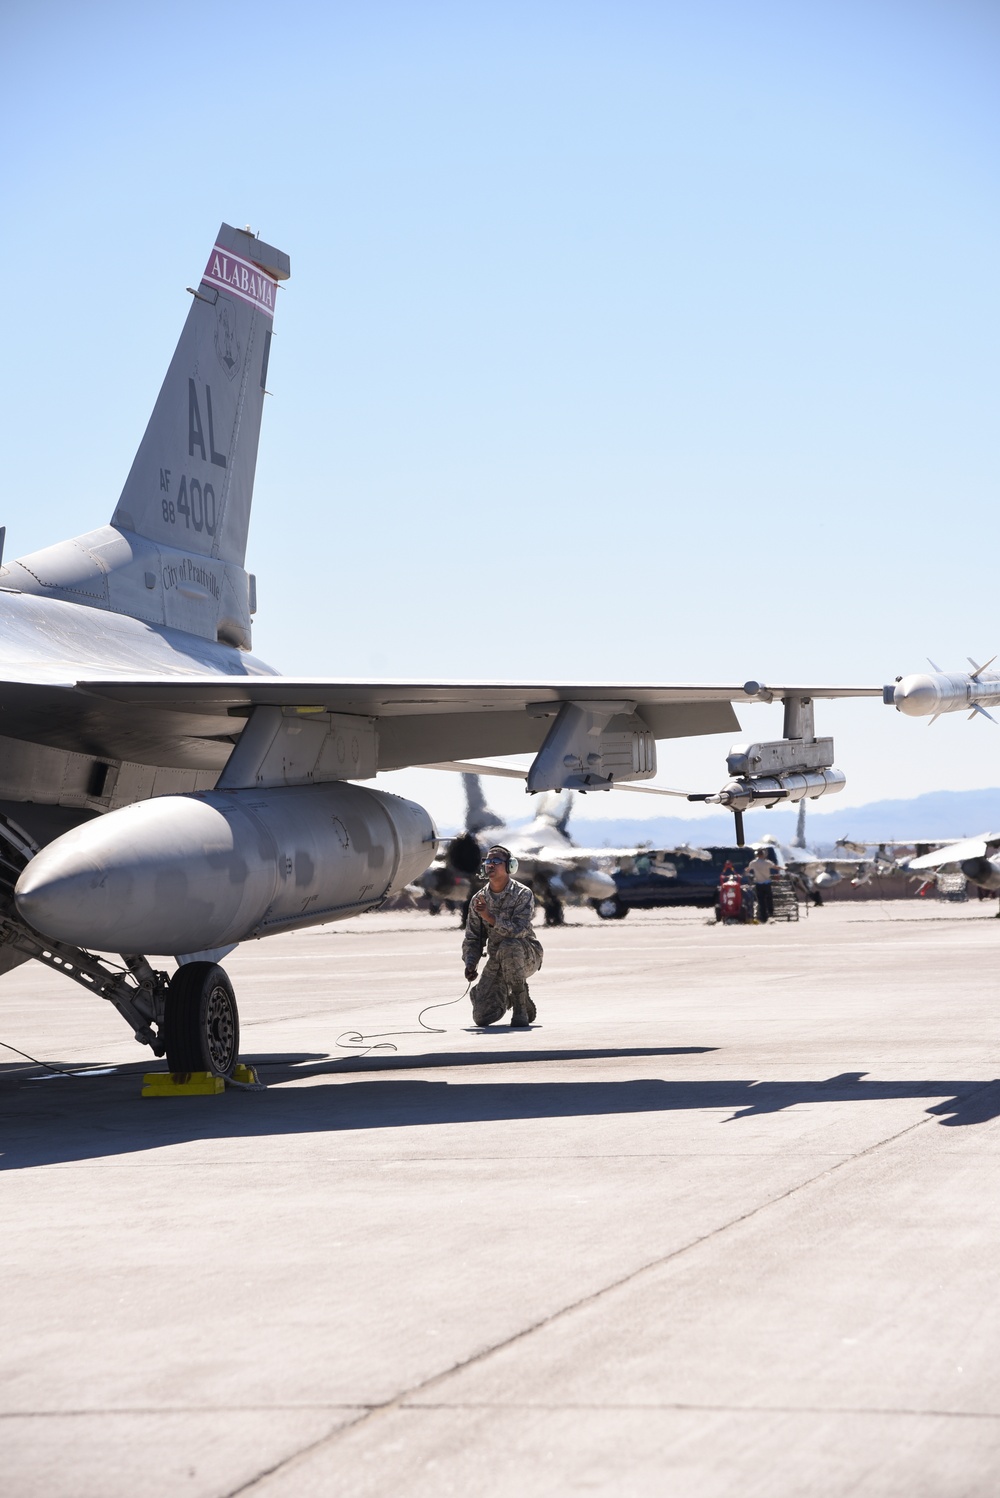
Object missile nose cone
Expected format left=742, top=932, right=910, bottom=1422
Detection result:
left=893, top=674, right=939, bottom=717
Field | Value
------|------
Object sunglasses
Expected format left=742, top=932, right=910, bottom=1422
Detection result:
left=482, top=857, right=507, bottom=867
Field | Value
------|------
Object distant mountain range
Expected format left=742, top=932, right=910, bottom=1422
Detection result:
left=561, top=788, right=1000, bottom=851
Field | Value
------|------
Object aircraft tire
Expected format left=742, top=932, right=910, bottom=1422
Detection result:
left=163, top=962, right=240, bottom=1076
left=595, top=896, right=629, bottom=921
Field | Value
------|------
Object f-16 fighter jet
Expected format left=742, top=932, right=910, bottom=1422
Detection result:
left=1, top=224, right=881, bottom=1076
left=417, top=771, right=717, bottom=923
left=753, top=799, right=876, bottom=897
left=417, top=774, right=622, bottom=925
left=905, top=834, right=1000, bottom=895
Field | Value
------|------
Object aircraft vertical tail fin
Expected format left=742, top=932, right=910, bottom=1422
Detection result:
left=5, top=225, right=290, bottom=650
left=792, top=799, right=807, bottom=849
left=535, top=790, right=573, bottom=832
left=553, top=791, right=574, bottom=834
left=462, top=774, right=504, bottom=835
left=113, top=225, right=289, bottom=571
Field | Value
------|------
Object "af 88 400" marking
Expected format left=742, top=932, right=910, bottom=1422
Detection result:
left=162, top=476, right=217, bottom=535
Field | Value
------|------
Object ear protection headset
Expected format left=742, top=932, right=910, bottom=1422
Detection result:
left=482, top=844, right=519, bottom=876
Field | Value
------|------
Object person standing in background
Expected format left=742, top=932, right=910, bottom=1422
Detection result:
left=747, top=849, right=777, bottom=922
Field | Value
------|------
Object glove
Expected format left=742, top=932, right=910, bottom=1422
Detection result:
left=464, top=965, right=478, bottom=982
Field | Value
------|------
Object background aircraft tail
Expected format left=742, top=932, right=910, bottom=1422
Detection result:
left=4, top=224, right=290, bottom=649
left=462, top=774, right=504, bottom=836
left=535, top=789, right=574, bottom=832
left=792, top=800, right=807, bottom=849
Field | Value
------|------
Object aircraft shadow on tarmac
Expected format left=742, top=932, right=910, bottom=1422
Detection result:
left=4, top=1050, right=1000, bottom=1170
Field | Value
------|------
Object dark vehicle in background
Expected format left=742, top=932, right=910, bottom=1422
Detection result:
left=594, top=846, right=764, bottom=920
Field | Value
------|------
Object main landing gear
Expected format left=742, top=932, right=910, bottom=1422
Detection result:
left=0, top=917, right=241, bottom=1076
left=0, top=818, right=242, bottom=1077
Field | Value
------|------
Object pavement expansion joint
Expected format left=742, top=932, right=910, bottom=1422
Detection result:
left=222, top=1091, right=977, bottom=1495
left=398, top=1400, right=1000, bottom=1420
left=0, top=1405, right=375, bottom=1419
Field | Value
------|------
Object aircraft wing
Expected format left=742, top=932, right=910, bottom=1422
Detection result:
left=837, top=838, right=942, bottom=852
left=0, top=676, right=881, bottom=773
left=559, top=846, right=671, bottom=861
left=907, top=834, right=1000, bottom=870
left=561, top=844, right=714, bottom=862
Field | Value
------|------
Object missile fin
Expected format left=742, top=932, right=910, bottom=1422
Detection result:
left=968, top=654, right=997, bottom=680
left=970, top=702, right=997, bottom=724
left=927, top=657, right=943, bottom=672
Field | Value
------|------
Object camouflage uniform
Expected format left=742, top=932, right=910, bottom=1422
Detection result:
left=462, top=877, right=543, bottom=1026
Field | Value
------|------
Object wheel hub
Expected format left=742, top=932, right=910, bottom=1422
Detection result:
left=205, top=984, right=237, bottom=1072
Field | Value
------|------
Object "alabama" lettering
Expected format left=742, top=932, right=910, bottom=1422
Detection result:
left=202, top=245, right=278, bottom=316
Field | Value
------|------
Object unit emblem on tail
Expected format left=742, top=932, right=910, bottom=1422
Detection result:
left=215, top=300, right=243, bottom=380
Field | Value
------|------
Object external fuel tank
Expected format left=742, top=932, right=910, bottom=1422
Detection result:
left=15, top=783, right=436, bottom=956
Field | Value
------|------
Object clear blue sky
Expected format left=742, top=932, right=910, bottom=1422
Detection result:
left=2, top=0, right=998, bottom=830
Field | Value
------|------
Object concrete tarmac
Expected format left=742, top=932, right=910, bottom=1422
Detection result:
left=3, top=901, right=1000, bottom=1497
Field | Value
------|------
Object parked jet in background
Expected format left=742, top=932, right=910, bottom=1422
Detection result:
left=418, top=773, right=729, bottom=924
left=411, top=775, right=499, bottom=915
left=754, top=801, right=872, bottom=899
left=470, top=778, right=621, bottom=924
left=907, top=834, right=1000, bottom=894
left=417, top=774, right=623, bottom=924
left=0, top=223, right=880, bottom=1077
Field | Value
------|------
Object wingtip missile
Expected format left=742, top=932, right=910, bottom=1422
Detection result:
left=886, top=663, right=1000, bottom=720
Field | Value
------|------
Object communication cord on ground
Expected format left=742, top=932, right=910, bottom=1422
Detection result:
left=335, top=981, right=473, bottom=1060
left=3, top=980, right=476, bottom=1089
left=0, top=1038, right=110, bottom=1080
left=1, top=1036, right=267, bottom=1091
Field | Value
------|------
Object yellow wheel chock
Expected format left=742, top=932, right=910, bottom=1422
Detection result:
left=141, top=1063, right=259, bottom=1097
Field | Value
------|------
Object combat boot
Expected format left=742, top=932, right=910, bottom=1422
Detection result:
left=471, top=984, right=507, bottom=1027
left=510, top=985, right=536, bottom=1028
